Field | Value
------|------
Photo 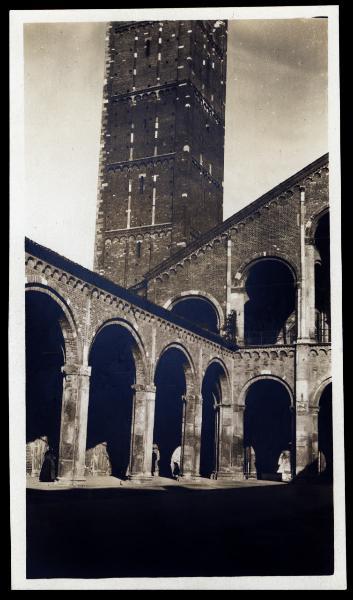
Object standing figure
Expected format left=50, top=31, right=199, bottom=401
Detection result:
left=151, top=443, right=160, bottom=476
left=170, top=446, right=181, bottom=480
left=39, top=447, right=57, bottom=482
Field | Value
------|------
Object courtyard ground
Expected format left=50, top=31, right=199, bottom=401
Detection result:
left=26, top=476, right=334, bottom=579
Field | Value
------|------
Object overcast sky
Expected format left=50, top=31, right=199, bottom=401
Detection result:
left=24, top=18, right=328, bottom=269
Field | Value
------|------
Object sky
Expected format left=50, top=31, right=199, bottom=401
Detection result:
left=24, top=18, right=328, bottom=269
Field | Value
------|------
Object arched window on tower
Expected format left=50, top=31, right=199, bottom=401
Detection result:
left=136, top=241, right=142, bottom=258
left=139, top=175, right=145, bottom=194
left=145, top=39, right=151, bottom=57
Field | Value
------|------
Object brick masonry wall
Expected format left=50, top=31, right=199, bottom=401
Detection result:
left=144, top=160, right=329, bottom=325
left=94, top=20, right=227, bottom=287
left=25, top=242, right=332, bottom=477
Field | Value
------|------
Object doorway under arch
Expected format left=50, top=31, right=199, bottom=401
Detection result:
left=243, top=378, right=293, bottom=480
left=87, top=323, right=141, bottom=479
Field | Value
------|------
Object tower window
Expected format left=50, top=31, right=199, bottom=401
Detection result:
left=145, top=39, right=151, bottom=57
left=136, top=241, right=142, bottom=257
left=139, top=175, right=145, bottom=193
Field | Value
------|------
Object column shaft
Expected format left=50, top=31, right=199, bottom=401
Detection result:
left=58, top=364, right=91, bottom=482
left=129, top=384, right=156, bottom=479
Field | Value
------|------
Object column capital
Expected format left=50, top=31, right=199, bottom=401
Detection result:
left=181, top=393, right=200, bottom=405
left=61, top=364, right=91, bottom=377
left=131, top=383, right=156, bottom=394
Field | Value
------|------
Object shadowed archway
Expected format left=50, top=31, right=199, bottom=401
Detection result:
left=153, top=346, right=194, bottom=478
left=244, top=259, right=296, bottom=345
left=200, top=361, right=229, bottom=478
left=167, top=296, right=221, bottom=333
left=244, top=379, right=293, bottom=480
left=25, top=290, right=67, bottom=477
left=318, top=382, right=333, bottom=479
left=87, top=323, right=144, bottom=479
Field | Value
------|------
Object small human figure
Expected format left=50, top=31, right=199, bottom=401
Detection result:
left=39, top=447, right=57, bottom=482
left=151, top=443, right=160, bottom=476
left=170, top=446, right=181, bottom=480
left=277, top=450, right=291, bottom=482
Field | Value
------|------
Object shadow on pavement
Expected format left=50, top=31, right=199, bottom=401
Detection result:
left=26, top=481, right=333, bottom=579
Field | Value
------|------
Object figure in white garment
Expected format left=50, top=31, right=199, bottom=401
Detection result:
left=170, top=446, right=181, bottom=480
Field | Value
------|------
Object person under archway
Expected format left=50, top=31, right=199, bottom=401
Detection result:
left=170, top=446, right=181, bottom=480
left=39, top=447, right=57, bottom=482
left=151, top=443, right=160, bottom=476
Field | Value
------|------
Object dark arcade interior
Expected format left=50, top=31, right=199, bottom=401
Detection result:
left=170, top=297, right=220, bottom=333
left=244, top=379, right=292, bottom=479
left=244, top=259, right=296, bottom=345
left=200, top=363, right=223, bottom=478
left=25, top=291, right=65, bottom=465
left=314, top=211, right=331, bottom=342
left=318, top=382, right=333, bottom=479
left=87, top=325, right=135, bottom=479
left=153, top=348, right=185, bottom=478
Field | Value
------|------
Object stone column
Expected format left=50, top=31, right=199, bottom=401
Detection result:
left=181, top=394, right=201, bottom=479
left=309, top=404, right=320, bottom=471
left=298, top=186, right=316, bottom=342
left=231, top=404, right=245, bottom=480
left=217, top=402, right=234, bottom=479
left=304, top=242, right=316, bottom=341
left=128, top=383, right=156, bottom=480
left=231, top=289, right=247, bottom=346
left=295, top=344, right=314, bottom=476
left=58, top=363, right=91, bottom=482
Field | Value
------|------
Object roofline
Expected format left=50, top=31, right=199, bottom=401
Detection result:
left=25, top=238, right=234, bottom=350
left=133, top=153, right=329, bottom=285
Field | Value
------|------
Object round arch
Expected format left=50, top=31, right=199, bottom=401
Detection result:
left=234, top=255, right=298, bottom=290
left=25, top=283, right=81, bottom=365
left=88, top=318, right=148, bottom=383
left=242, top=375, right=294, bottom=480
left=155, top=341, right=197, bottom=384
left=203, top=357, right=231, bottom=398
left=200, top=358, right=231, bottom=478
left=311, top=377, right=332, bottom=408
left=238, top=375, right=294, bottom=409
left=306, top=206, right=330, bottom=241
left=163, top=291, right=225, bottom=332
left=153, top=342, right=196, bottom=478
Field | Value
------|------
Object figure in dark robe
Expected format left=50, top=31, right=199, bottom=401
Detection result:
left=39, top=447, right=57, bottom=482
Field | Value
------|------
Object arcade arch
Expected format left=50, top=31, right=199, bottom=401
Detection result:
left=243, top=377, right=293, bottom=480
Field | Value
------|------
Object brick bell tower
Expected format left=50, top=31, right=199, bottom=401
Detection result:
left=94, top=19, right=227, bottom=287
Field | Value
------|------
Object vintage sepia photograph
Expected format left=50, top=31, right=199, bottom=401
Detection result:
left=10, top=6, right=345, bottom=590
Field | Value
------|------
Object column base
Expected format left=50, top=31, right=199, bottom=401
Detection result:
left=128, top=472, right=154, bottom=483
left=56, top=476, right=87, bottom=486
left=216, top=470, right=245, bottom=481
